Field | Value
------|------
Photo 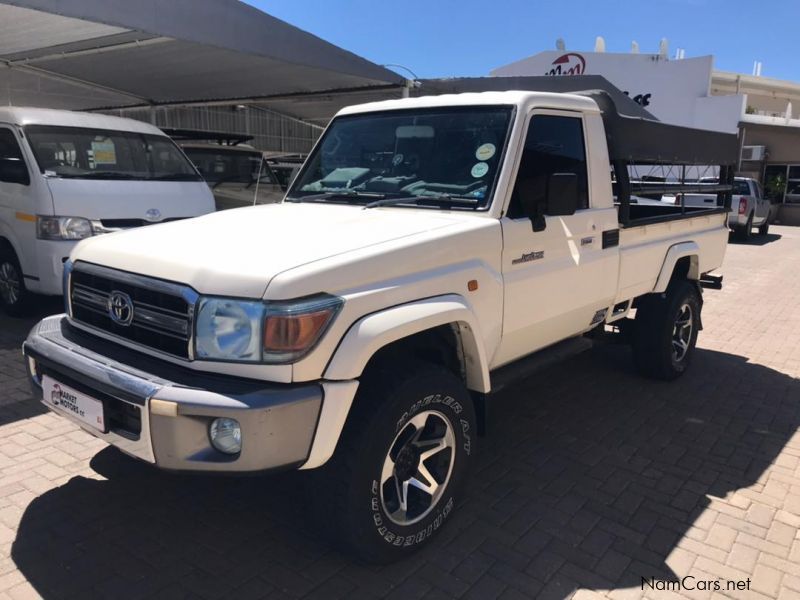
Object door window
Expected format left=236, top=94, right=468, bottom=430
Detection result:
left=508, top=114, right=588, bottom=217
left=0, top=128, right=30, bottom=186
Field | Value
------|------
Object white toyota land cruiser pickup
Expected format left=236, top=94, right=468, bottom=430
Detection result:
left=22, top=89, right=737, bottom=562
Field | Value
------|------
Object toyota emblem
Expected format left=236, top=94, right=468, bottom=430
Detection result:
left=144, top=208, right=162, bottom=222
left=107, top=290, right=134, bottom=326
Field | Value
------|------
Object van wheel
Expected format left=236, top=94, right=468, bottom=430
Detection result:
left=758, top=219, right=770, bottom=236
left=315, top=359, right=476, bottom=563
left=0, top=247, right=30, bottom=317
left=632, top=280, right=701, bottom=380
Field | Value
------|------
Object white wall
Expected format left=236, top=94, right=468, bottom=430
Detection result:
left=492, top=51, right=743, bottom=133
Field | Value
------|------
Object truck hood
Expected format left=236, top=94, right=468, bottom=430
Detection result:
left=71, top=203, right=468, bottom=297
left=46, top=178, right=215, bottom=220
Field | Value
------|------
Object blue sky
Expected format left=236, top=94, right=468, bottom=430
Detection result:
left=246, top=0, right=799, bottom=81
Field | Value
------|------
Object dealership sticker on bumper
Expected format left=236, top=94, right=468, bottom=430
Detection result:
left=43, top=376, right=105, bottom=432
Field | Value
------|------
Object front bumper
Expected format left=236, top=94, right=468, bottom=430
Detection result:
left=31, top=240, right=78, bottom=296
left=23, top=315, right=323, bottom=472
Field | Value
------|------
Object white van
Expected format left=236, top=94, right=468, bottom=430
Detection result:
left=0, top=107, right=215, bottom=314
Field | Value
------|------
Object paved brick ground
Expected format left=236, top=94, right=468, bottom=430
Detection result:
left=1, top=227, right=799, bottom=600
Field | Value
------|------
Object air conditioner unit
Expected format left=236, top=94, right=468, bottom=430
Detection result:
left=741, top=145, right=766, bottom=161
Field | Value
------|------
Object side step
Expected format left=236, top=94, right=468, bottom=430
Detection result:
left=489, top=336, right=594, bottom=393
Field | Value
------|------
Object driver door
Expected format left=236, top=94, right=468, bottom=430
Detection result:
left=493, top=111, right=619, bottom=367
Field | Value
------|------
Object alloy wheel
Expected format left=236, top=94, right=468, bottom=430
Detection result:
left=0, top=261, right=20, bottom=306
left=671, top=302, right=693, bottom=362
left=380, top=410, right=456, bottom=526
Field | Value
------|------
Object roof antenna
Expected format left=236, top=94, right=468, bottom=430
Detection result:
left=631, top=41, right=640, bottom=54
left=594, top=36, right=606, bottom=53
left=556, top=38, right=566, bottom=51
left=659, top=38, right=669, bottom=58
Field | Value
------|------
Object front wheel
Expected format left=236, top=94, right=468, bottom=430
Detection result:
left=0, top=247, right=31, bottom=317
left=315, top=360, right=476, bottom=563
left=632, top=280, right=701, bottom=380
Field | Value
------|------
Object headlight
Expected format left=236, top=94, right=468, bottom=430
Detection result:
left=36, top=216, right=93, bottom=240
left=195, top=297, right=264, bottom=362
left=194, top=294, right=342, bottom=363
left=262, top=294, right=342, bottom=363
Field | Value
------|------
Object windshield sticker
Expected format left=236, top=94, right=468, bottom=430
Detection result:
left=91, top=140, right=117, bottom=165
left=392, top=153, right=404, bottom=166
left=471, top=162, right=489, bottom=178
left=475, top=143, right=496, bottom=161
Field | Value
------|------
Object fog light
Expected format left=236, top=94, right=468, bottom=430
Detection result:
left=209, top=418, right=242, bottom=454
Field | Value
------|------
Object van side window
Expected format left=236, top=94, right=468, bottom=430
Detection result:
left=508, top=115, right=588, bottom=218
left=0, top=129, right=30, bottom=186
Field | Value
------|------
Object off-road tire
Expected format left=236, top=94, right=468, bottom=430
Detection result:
left=632, top=280, right=701, bottom=380
left=314, top=359, right=476, bottom=563
left=0, top=246, right=31, bottom=317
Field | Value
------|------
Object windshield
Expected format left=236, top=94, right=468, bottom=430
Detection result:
left=24, top=125, right=202, bottom=181
left=288, top=106, right=513, bottom=208
left=183, top=147, right=277, bottom=185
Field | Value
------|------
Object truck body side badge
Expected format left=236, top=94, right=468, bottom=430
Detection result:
left=512, top=250, right=544, bottom=265
left=581, top=236, right=594, bottom=246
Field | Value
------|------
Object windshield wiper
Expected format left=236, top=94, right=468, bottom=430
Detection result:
left=64, top=171, right=139, bottom=180
left=285, top=190, right=386, bottom=203
left=364, top=194, right=480, bottom=209
left=150, top=173, right=202, bottom=181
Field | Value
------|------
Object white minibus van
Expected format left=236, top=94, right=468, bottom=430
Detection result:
left=0, top=107, right=215, bottom=314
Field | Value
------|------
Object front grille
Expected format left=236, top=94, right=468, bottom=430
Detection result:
left=99, top=217, right=185, bottom=229
left=69, top=264, right=194, bottom=359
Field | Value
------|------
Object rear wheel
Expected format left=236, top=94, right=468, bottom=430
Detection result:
left=0, top=246, right=30, bottom=317
left=314, top=359, right=476, bottom=563
left=632, top=280, right=701, bottom=380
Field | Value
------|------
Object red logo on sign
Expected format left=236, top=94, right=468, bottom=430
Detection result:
left=51, top=383, right=62, bottom=405
left=546, top=53, right=586, bottom=76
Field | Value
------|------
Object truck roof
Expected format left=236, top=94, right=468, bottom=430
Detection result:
left=0, top=106, right=167, bottom=135
left=338, top=90, right=600, bottom=117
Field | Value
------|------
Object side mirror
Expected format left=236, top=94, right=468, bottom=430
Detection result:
left=546, top=173, right=579, bottom=216
left=0, top=158, right=29, bottom=185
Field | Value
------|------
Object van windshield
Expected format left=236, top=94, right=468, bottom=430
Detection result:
left=287, top=106, right=513, bottom=209
left=24, top=125, right=202, bottom=181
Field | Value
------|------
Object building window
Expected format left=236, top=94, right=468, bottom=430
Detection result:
left=786, top=166, right=800, bottom=204
left=764, top=165, right=789, bottom=204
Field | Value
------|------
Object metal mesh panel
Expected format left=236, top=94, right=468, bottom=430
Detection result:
left=103, top=105, right=321, bottom=153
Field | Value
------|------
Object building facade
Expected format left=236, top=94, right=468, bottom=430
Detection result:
left=493, top=49, right=800, bottom=224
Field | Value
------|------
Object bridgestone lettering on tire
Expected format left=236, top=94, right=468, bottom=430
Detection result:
left=313, top=359, right=476, bottom=563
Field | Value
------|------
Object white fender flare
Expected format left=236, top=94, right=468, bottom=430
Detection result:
left=301, top=296, right=491, bottom=471
left=324, top=294, right=491, bottom=393
left=653, top=242, right=700, bottom=294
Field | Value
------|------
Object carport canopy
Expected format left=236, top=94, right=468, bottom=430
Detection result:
left=0, top=0, right=405, bottom=111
